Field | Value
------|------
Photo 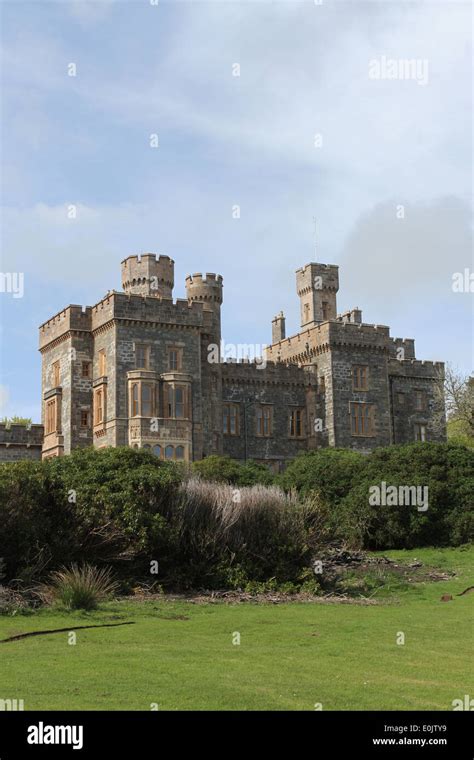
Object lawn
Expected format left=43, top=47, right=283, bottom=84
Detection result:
left=1, top=547, right=472, bottom=711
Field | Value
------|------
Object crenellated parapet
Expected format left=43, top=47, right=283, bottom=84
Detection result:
left=221, top=359, right=311, bottom=387
left=389, top=357, right=445, bottom=380
left=0, top=423, right=44, bottom=446
left=121, top=253, right=174, bottom=298
left=39, top=306, right=92, bottom=350
left=90, top=292, right=206, bottom=332
left=185, top=272, right=223, bottom=305
left=390, top=337, right=416, bottom=359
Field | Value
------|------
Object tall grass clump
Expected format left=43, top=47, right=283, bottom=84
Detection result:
left=40, top=563, right=119, bottom=610
left=168, top=478, right=327, bottom=588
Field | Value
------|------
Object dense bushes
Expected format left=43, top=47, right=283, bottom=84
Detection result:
left=0, top=448, right=321, bottom=589
left=192, top=455, right=274, bottom=486
left=0, top=442, right=471, bottom=590
left=167, top=479, right=324, bottom=588
left=280, top=442, right=474, bottom=549
left=0, top=447, right=179, bottom=583
left=278, top=448, right=364, bottom=502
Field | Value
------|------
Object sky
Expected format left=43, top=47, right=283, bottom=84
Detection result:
left=0, top=0, right=472, bottom=421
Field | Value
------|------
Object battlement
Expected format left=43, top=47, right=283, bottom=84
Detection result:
left=186, top=272, right=223, bottom=285
left=296, top=262, right=339, bottom=327
left=91, top=291, right=205, bottom=330
left=122, top=253, right=174, bottom=298
left=337, top=308, right=362, bottom=324
left=0, top=423, right=44, bottom=446
left=221, top=359, right=308, bottom=385
left=296, top=262, right=339, bottom=294
left=295, top=262, right=339, bottom=276
left=185, top=272, right=224, bottom=306
left=39, top=305, right=92, bottom=349
left=390, top=337, right=416, bottom=359
left=328, top=321, right=390, bottom=336
left=389, top=357, right=445, bottom=379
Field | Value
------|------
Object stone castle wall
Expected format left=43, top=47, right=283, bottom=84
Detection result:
left=0, top=255, right=446, bottom=465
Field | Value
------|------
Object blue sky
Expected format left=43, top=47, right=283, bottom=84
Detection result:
left=0, top=0, right=472, bottom=421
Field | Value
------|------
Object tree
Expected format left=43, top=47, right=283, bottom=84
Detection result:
left=0, top=416, right=32, bottom=427
left=441, top=366, right=474, bottom=437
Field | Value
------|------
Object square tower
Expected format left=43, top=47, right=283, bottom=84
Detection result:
left=296, top=263, right=339, bottom=328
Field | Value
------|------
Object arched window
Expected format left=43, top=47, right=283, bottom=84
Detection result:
left=165, top=445, right=174, bottom=460
left=143, top=444, right=151, bottom=449
left=153, top=444, right=161, bottom=458
left=175, top=445, right=185, bottom=460
left=131, top=383, right=139, bottom=416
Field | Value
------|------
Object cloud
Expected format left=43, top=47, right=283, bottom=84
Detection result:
left=340, top=195, right=473, bottom=317
left=67, top=0, right=116, bottom=24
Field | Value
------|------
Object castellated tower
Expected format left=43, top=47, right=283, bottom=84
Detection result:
left=121, top=253, right=174, bottom=298
left=296, top=262, right=339, bottom=328
left=185, top=272, right=224, bottom=456
left=185, top=273, right=223, bottom=346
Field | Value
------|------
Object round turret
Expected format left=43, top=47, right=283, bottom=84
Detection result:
left=121, top=254, right=174, bottom=298
left=185, top=273, right=223, bottom=306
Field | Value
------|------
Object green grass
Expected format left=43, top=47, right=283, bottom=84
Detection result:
left=1, top=547, right=472, bottom=711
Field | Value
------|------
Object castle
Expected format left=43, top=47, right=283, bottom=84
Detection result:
left=0, top=254, right=446, bottom=467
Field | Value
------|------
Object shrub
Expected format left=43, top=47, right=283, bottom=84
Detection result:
left=278, top=448, right=365, bottom=502
left=0, top=586, right=32, bottom=616
left=336, top=442, right=474, bottom=549
left=192, top=455, right=274, bottom=486
left=166, top=478, right=325, bottom=588
left=0, top=447, right=179, bottom=582
left=0, top=443, right=470, bottom=588
left=40, top=563, right=119, bottom=610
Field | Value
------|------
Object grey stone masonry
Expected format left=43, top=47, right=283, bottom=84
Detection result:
left=0, top=424, right=44, bottom=462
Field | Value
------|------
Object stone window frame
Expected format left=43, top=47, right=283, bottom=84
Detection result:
left=352, top=365, right=369, bottom=391
left=414, top=389, right=427, bottom=412
left=289, top=407, right=305, bottom=438
left=256, top=404, right=273, bottom=437
left=350, top=401, right=376, bottom=437
left=135, top=343, right=150, bottom=370
left=80, top=409, right=90, bottom=428
left=167, top=347, right=183, bottom=372
left=154, top=444, right=186, bottom=461
left=81, top=361, right=91, bottom=379
left=414, top=423, right=427, bottom=442
left=321, top=301, right=329, bottom=321
left=45, top=398, right=57, bottom=434
left=52, top=360, right=60, bottom=387
left=94, top=388, right=105, bottom=425
left=98, top=349, right=107, bottom=377
left=223, top=403, right=240, bottom=436
left=163, top=383, right=190, bottom=420
left=129, top=381, right=157, bottom=418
